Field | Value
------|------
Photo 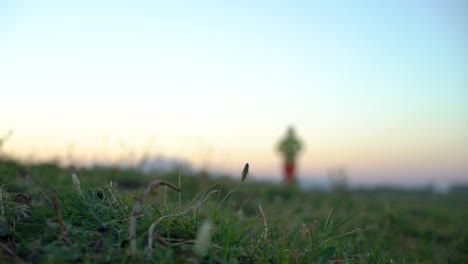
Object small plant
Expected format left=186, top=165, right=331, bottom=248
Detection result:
left=129, top=180, right=181, bottom=255
left=146, top=189, right=219, bottom=257
left=219, top=162, right=249, bottom=206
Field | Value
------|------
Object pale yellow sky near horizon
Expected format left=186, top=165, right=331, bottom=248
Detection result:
left=2, top=115, right=467, bottom=185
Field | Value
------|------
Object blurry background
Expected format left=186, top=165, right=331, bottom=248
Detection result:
left=1, top=0, right=467, bottom=188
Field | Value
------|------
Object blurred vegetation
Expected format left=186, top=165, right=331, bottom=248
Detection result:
left=0, top=156, right=467, bottom=263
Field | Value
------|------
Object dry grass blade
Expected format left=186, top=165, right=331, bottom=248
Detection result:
left=165, top=239, right=223, bottom=250
left=218, top=185, right=239, bottom=206
left=322, top=226, right=377, bottom=244
left=71, top=174, right=82, bottom=195
left=51, top=192, right=72, bottom=245
left=259, top=204, right=269, bottom=241
left=129, top=180, right=181, bottom=256
left=0, top=242, right=27, bottom=264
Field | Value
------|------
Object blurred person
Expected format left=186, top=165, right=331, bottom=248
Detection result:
left=277, top=126, right=303, bottom=185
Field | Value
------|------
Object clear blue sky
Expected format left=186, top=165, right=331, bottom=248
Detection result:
left=1, top=0, right=467, bottom=185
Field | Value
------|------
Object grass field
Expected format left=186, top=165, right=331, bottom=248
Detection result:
left=1, top=157, right=467, bottom=263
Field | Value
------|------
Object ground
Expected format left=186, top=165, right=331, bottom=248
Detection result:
left=1, top=157, right=467, bottom=263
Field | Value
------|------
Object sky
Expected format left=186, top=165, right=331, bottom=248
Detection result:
left=1, top=0, right=467, bottom=186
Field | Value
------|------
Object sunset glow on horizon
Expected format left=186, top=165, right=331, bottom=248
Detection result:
left=1, top=1, right=467, bottom=185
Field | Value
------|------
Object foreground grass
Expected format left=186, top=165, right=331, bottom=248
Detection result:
left=1, top=157, right=467, bottom=263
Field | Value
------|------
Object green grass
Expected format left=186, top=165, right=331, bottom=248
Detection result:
left=1, top=157, right=467, bottom=263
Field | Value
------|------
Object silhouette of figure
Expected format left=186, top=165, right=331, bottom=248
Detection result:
left=277, top=126, right=303, bottom=184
